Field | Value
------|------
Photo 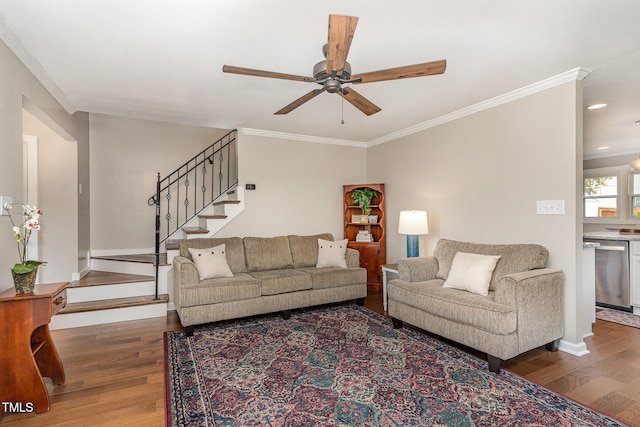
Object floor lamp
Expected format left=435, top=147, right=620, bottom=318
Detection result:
left=398, top=210, right=429, bottom=258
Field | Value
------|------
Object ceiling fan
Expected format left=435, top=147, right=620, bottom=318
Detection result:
left=222, top=15, right=446, bottom=116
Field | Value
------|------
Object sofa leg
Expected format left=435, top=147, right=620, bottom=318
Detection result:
left=391, top=317, right=403, bottom=329
left=488, top=355, right=502, bottom=374
left=545, top=338, right=560, bottom=352
left=356, top=297, right=365, bottom=306
left=185, top=326, right=195, bottom=337
left=282, top=310, right=291, bottom=320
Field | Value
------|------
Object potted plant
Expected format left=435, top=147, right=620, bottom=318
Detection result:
left=4, top=203, right=46, bottom=293
left=351, top=187, right=379, bottom=216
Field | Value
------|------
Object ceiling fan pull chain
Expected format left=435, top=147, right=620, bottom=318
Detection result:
left=341, top=95, right=345, bottom=125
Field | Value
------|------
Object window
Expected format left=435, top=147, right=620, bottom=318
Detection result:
left=584, top=166, right=640, bottom=223
left=584, top=175, right=618, bottom=218
left=630, top=172, right=640, bottom=217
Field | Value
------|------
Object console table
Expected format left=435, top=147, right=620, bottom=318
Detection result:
left=0, top=282, right=68, bottom=418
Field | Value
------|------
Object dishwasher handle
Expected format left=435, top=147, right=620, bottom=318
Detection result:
left=594, top=245, right=627, bottom=252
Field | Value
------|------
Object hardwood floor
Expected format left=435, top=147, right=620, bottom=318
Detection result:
left=2, top=292, right=639, bottom=426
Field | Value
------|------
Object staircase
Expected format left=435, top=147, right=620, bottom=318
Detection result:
left=50, top=130, right=240, bottom=330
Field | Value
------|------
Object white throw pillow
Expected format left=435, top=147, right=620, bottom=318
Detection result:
left=316, top=238, right=348, bottom=268
left=442, top=252, right=501, bottom=296
left=188, top=244, right=234, bottom=280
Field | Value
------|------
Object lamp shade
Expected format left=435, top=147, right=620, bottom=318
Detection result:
left=398, top=210, right=429, bottom=235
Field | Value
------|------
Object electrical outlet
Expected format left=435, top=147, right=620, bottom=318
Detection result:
left=0, top=196, right=13, bottom=216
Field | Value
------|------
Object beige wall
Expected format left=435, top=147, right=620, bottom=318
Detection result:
left=214, top=132, right=367, bottom=239
left=23, top=110, right=78, bottom=283
left=89, top=114, right=231, bottom=250
left=367, top=82, right=584, bottom=347
left=0, top=39, right=89, bottom=292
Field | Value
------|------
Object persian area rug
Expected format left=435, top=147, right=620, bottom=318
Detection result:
left=165, top=305, right=626, bottom=427
left=596, top=307, right=640, bottom=329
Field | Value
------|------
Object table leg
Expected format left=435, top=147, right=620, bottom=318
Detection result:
left=382, top=269, right=388, bottom=311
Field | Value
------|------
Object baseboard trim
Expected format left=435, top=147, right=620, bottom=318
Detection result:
left=559, top=339, right=590, bottom=356
left=90, top=247, right=155, bottom=257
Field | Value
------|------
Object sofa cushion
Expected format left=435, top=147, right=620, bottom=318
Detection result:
left=188, top=244, right=234, bottom=280
left=288, top=233, right=334, bottom=268
left=389, top=279, right=517, bottom=335
left=249, top=269, right=313, bottom=295
left=316, top=238, right=348, bottom=268
left=434, top=239, right=549, bottom=291
left=243, top=236, right=294, bottom=271
left=180, top=237, right=246, bottom=273
left=442, top=252, right=501, bottom=296
left=299, top=267, right=367, bottom=290
left=179, top=273, right=260, bottom=307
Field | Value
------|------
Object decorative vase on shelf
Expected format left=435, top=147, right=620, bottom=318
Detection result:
left=11, top=267, right=38, bottom=294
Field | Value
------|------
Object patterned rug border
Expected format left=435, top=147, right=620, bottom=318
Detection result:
left=596, top=307, right=640, bottom=329
left=165, top=305, right=628, bottom=427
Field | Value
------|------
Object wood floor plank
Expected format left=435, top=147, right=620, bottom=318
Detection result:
left=2, top=292, right=640, bottom=426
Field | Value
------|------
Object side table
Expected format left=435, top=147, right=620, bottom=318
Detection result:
left=381, top=264, right=398, bottom=312
left=0, top=282, right=68, bottom=419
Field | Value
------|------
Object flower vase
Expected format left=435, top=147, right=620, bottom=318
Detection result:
left=11, top=267, right=38, bottom=294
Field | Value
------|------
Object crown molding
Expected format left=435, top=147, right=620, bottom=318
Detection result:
left=583, top=146, right=640, bottom=160
left=240, top=128, right=367, bottom=148
left=0, top=15, right=76, bottom=114
left=241, top=68, right=592, bottom=149
left=367, top=67, right=592, bottom=147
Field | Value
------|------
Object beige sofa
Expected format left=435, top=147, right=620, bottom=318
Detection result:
left=388, top=239, right=565, bottom=373
left=173, top=233, right=367, bottom=335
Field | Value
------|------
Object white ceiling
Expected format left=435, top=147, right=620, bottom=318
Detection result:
left=1, top=0, right=639, bottom=157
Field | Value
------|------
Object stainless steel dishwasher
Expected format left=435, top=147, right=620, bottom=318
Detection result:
left=583, top=238, right=631, bottom=311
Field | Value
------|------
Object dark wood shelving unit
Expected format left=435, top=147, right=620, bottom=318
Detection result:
left=343, top=183, right=386, bottom=292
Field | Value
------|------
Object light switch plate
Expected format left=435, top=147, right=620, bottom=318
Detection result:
left=536, top=200, right=565, bottom=215
left=0, top=196, right=13, bottom=216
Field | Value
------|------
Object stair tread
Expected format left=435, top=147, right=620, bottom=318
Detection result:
left=58, top=294, right=169, bottom=314
left=165, top=240, right=181, bottom=250
left=198, top=214, right=228, bottom=219
left=183, top=227, right=209, bottom=234
left=92, top=253, right=169, bottom=265
left=212, top=200, right=241, bottom=206
left=69, top=270, right=155, bottom=288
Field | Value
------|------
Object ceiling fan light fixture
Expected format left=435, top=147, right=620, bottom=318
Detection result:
left=324, top=79, right=341, bottom=93
left=631, top=156, right=640, bottom=171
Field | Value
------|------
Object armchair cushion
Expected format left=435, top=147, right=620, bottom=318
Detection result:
left=389, top=279, right=517, bottom=335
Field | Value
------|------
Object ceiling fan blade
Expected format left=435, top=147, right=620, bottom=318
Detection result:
left=339, top=87, right=381, bottom=116
left=223, top=65, right=316, bottom=83
left=352, top=59, right=447, bottom=84
left=274, top=88, right=326, bottom=115
left=326, top=15, right=358, bottom=75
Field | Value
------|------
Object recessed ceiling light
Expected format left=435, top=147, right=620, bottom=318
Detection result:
left=636, top=120, right=640, bottom=125
left=587, top=103, right=607, bottom=110
left=597, top=146, right=610, bottom=150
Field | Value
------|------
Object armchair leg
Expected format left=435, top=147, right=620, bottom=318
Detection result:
left=185, top=326, right=195, bottom=337
left=391, top=317, right=403, bottom=329
left=488, top=355, right=502, bottom=374
left=545, top=338, right=560, bottom=352
left=356, top=297, right=365, bottom=306
left=282, top=310, right=291, bottom=320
